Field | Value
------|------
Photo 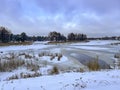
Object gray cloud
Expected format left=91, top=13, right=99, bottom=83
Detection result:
left=0, top=0, right=120, bottom=37
left=35, top=0, right=120, bottom=15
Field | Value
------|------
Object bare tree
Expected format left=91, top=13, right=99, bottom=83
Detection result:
left=0, top=26, right=11, bottom=43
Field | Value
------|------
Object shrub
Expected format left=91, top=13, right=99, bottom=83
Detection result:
left=79, top=68, right=84, bottom=73
left=58, top=54, right=63, bottom=61
left=87, top=56, right=100, bottom=71
left=38, top=52, right=45, bottom=57
left=21, top=72, right=41, bottom=79
left=0, top=59, right=25, bottom=72
left=50, top=66, right=59, bottom=75
left=7, top=74, right=19, bottom=80
left=26, top=62, right=40, bottom=72
left=55, top=53, right=58, bottom=57
left=50, top=55, right=55, bottom=60
left=7, top=72, right=41, bottom=81
left=25, top=54, right=32, bottom=59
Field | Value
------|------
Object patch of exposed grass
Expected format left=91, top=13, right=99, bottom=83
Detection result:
left=7, top=72, right=41, bottom=81
left=48, top=40, right=88, bottom=45
left=26, top=62, right=40, bottom=72
left=87, top=56, right=100, bottom=71
left=0, top=42, right=32, bottom=46
left=0, top=59, right=25, bottom=72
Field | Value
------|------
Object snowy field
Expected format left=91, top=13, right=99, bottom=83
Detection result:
left=0, top=41, right=52, bottom=52
left=71, top=40, right=120, bottom=45
left=0, top=40, right=120, bottom=90
left=0, top=70, right=120, bottom=90
left=70, top=40, right=120, bottom=51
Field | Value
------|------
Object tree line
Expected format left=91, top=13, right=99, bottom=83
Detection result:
left=0, top=26, right=87, bottom=43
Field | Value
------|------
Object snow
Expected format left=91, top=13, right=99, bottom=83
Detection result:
left=33, top=41, right=49, bottom=45
left=0, top=70, right=120, bottom=90
left=0, top=68, right=32, bottom=81
left=0, top=43, right=54, bottom=52
left=69, top=40, right=120, bottom=51
left=50, top=48, right=61, bottom=53
left=72, top=40, right=120, bottom=45
left=40, top=65, right=53, bottom=75
left=0, top=40, right=120, bottom=90
left=70, top=46, right=109, bottom=50
left=40, top=56, right=68, bottom=63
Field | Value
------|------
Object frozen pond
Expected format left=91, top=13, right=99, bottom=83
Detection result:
left=63, top=40, right=120, bottom=68
left=0, top=40, right=120, bottom=69
left=71, top=53, right=110, bottom=69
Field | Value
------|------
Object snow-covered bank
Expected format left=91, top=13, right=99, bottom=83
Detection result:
left=0, top=70, right=120, bottom=90
left=0, top=41, right=53, bottom=52
left=70, top=40, right=120, bottom=51
left=71, top=40, right=120, bottom=46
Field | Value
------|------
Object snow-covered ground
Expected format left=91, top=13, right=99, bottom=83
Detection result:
left=71, top=40, right=120, bottom=45
left=0, top=42, right=53, bottom=52
left=69, top=40, right=120, bottom=55
left=70, top=46, right=109, bottom=50
left=0, top=40, right=120, bottom=90
left=0, top=70, right=120, bottom=90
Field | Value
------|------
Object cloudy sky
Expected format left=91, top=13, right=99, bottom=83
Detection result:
left=0, top=0, right=120, bottom=37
